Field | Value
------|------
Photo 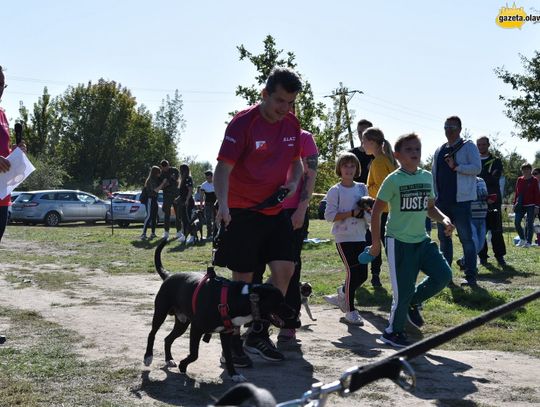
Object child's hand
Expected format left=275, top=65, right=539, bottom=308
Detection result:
left=442, top=217, right=455, bottom=237
left=369, top=243, right=381, bottom=257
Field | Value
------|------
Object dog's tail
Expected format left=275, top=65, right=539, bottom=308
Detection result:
left=154, top=239, right=170, bottom=281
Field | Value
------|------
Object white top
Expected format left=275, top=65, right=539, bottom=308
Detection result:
left=324, top=182, right=370, bottom=243
left=200, top=180, right=214, bottom=193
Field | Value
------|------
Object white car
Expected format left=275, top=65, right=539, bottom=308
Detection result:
left=106, top=191, right=167, bottom=228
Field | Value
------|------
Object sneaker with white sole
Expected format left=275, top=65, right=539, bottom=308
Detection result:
left=380, top=331, right=411, bottom=348
left=523, top=242, right=531, bottom=248
left=186, top=235, right=195, bottom=245
left=516, top=239, right=526, bottom=247
left=176, top=232, right=186, bottom=243
left=243, top=335, right=284, bottom=361
left=323, top=286, right=347, bottom=312
left=140, top=234, right=147, bottom=240
left=340, top=310, right=364, bottom=326
left=162, top=231, right=169, bottom=240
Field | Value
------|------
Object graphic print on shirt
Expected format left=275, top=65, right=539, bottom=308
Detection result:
left=400, top=183, right=431, bottom=211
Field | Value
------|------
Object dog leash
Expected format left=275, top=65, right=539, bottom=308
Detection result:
left=212, top=289, right=540, bottom=406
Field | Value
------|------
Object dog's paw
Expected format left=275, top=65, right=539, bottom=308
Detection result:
left=166, top=359, right=177, bottom=368
left=143, top=355, right=153, bottom=366
left=231, top=374, right=247, bottom=383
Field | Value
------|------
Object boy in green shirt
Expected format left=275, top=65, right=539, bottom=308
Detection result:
left=367, top=133, right=454, bottom=347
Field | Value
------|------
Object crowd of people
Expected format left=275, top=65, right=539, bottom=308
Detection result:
left=2, top=64, right=539, bottom=357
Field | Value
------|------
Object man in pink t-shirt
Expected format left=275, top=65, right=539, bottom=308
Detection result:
left=214, top=67, right=304, bottom=365
left=278, top=130, right=318, bottom=342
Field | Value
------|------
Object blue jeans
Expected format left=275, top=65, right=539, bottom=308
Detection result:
left=471, top=217, right=486, bottom=254
left=514, top=205, right=536, bottom=244
left=436, top=201, right=478, bottom=282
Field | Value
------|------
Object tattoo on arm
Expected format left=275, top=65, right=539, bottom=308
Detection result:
left=306, top=154, right=318, bottom=171
left=299, top=174, right=310, bottom=202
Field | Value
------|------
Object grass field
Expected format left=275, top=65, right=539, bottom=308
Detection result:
left=0, top=220, right=539, bottom=405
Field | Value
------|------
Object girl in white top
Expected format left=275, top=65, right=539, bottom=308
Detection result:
left=324, top=152, right=370, bottom=326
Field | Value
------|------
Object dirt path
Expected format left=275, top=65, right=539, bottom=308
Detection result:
left=1, top=254, right=539, bottom=406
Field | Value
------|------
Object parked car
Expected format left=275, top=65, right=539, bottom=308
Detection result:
left=10, top=190, right=109, bottom=226
left=106, top=191, right=166, bottom=228
left=7, top=191, right=21, bottom=223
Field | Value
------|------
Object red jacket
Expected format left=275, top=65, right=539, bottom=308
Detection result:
left=513, top=176, right=540, bottom=207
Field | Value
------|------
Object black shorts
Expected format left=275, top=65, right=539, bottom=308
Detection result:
left=214, top=209, right=294, bottom=274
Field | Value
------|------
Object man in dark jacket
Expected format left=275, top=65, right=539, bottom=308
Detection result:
left=476, top=136, right=507, bottom=267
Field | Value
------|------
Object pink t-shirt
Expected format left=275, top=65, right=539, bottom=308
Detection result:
left=282, top=130, right=318, bottom=209
left=0, top=108, right=11, bottom=207
left=217, top=105, right=301, bottom=215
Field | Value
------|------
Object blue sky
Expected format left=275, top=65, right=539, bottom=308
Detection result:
left=2, top=1, right=540, bottom=167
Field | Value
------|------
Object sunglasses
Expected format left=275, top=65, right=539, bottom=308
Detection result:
left=444, top=125, right=459, bottom=130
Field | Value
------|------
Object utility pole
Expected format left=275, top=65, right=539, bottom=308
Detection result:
left=325, top=83, right=363, bottom=152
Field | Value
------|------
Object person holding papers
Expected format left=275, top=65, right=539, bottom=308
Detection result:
left=0, top=65, right=27, bottom=244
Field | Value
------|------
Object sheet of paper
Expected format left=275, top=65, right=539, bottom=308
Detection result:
left=0, top=148, right=36, bottom=199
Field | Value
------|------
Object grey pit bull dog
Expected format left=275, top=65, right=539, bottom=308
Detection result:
left=144, top=239, right=294, bottom=382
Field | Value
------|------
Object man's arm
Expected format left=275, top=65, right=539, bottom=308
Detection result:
left=214, top=160, right=234, bottom=226
left=290, top=153, right=318, bottom=229
left=283, top=158, right=304, bottom=199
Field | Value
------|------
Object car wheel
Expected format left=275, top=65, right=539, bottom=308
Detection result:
left=44, top=211, right=61, bottom=227
left=117, top=221, right=130, bottom=228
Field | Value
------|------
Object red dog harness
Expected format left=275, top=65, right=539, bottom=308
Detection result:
left=192, top=269, right=233, bottom=332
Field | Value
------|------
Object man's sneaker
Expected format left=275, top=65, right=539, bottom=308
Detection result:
left=407, top=304, right=424, bottom=329
left=162, top=231, right=169, bottom=240
left=523, top=242, right=531, bottom=248
left=149, top=233, right=157, bottom=239
left=371, top=275, right=382, bottom=288
left=176, top=232, right=186, bottom=243
left=220, top=351, right=253, bottom=368
left=516, top=239, right=526, bottom=247
left=186, top=235, right=195, bottom=245
left=140, top=234, right=147, bottom=240
left=243, top=335, right=284, bottom=361
left=479, top=257, right=489, bottom=267
left=277, top=328, right=296, bottom=343
left=456, top=258, right=465, bottom=270
left=340, top=310, right=364, bottom=326
left=380, top=331, right=411, bottom=348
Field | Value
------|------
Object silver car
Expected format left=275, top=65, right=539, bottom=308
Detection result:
left=7, top=191, right=21, bottom=223
left=10, top=190, right=109, bottom=226
left=106, top=191, right=166, bottom=228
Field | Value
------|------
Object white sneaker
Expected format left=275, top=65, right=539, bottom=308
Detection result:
left=516, top=239, right=526, bottom=247
left=186, top=235, right=195, bottom=244
left=340, top=310, right=364, bottom=326
left=163, top=231, right=169, bottom=240
left=323, top=293, right=339, bottom=307
left=324, top=286, right=347, bottom=311
left=176, top=232, right=186, bottom=243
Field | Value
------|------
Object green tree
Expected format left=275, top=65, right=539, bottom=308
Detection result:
left=495, top=51, right=540, bottom=142
left=233, top=35, right=326, bottom=135
left=21, top=153, right=67, bottom=191
left=154, top=89, right=185, bottom=161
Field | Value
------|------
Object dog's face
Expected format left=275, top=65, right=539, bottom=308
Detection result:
left=250, top=284, right=295, bottom=328
left=300, top=281, right=312, bottom=298
left=358, top=196, right=375, bottom=211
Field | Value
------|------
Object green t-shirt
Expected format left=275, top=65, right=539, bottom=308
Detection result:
left=377, top=168, right=434, bottom=243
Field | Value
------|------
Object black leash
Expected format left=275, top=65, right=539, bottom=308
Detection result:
left=212, top=290, right=540, bottom=407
